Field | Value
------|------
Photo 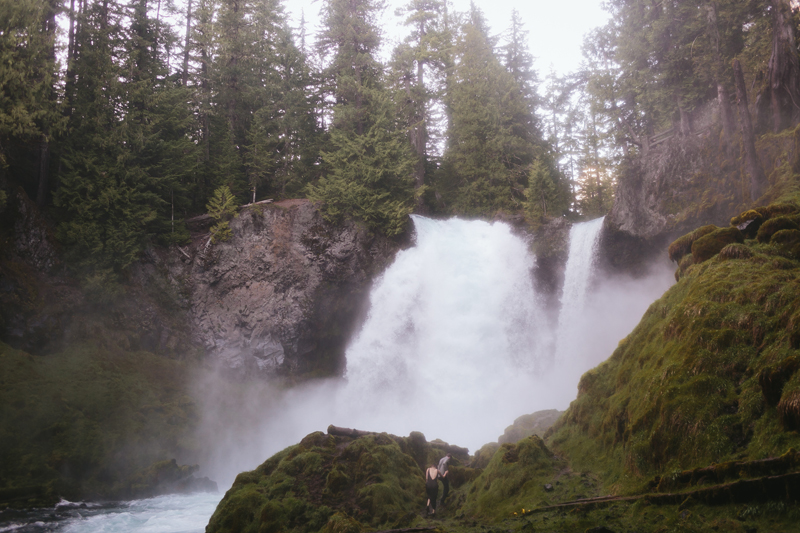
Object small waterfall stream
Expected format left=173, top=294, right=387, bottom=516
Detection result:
left=554, top=217, right=605, bottom=366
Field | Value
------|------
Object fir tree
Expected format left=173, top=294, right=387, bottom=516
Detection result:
left=309, top=0, right=416, bottom=235
left=438, top=7, right=536, bottom=217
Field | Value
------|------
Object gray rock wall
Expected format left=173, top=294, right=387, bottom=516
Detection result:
left=168, top=200, right=402, bottom=378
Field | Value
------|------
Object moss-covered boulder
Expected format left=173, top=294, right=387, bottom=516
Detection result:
left=497, top=409, right=562, bottom=444
left=471, top=443, right=500, bottom=469
left=757, top=216, right=800, bottom=243
left=206, top=430, right=474, bottom=533
left=668, top=224, right=717, bottom=262
left=690, top=226, right=743, bottom=263
left=753, top=203, right=799, bottom=219
left=730, top=209, right=764, bottom=238
left=719, top=243, right=753, bottom=260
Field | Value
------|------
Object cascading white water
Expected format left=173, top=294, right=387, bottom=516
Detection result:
left=553, top=216, right=605, bottom=367
left=333, top=215, right=555, bottom=450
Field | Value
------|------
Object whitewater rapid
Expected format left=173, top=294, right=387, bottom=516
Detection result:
left=0, top=493, right=221, bottom=533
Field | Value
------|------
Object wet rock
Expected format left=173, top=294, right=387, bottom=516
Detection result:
left=164, top=200, right=404, bottom=378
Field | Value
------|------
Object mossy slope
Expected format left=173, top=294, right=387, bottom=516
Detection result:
left=460, top=436, right=597, bottom=520
left=0, top=341, right=200, bottom=506
left=548, top=203, right=800, bottom=494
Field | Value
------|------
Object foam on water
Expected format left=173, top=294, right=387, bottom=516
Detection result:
left=58, top=493, right=221, bottom=533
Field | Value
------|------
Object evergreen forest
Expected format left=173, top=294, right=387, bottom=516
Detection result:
left=0, top=0, right=756, bottom=278
left=3, top=0, right=797, bottom=281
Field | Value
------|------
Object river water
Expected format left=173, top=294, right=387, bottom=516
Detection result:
left=0, top=493, right=221, bottom=533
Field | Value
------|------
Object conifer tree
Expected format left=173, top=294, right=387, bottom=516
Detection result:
left=0, top=0, right=64, bottom=202
left=308, top=0, right=416, bottom=235
left=245, top=13, right=322, bottom=199
left=438, top=7, right=536, bottom=217
left=393, top=0, right=447, bottom=206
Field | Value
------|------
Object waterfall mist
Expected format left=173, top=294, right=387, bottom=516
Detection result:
left=192, top=216, right=674, bottom=488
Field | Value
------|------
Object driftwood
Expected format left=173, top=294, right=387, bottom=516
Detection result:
left=327, top=425, right=377, bottom=438
left=526, top=471, right=800, bottom=515
left=372, top=526, right=436, bottom=533
left=185, top=199, right=274, bottom=224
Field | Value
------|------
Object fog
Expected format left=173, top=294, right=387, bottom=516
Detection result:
left=192, top=217, right=675, bottom=488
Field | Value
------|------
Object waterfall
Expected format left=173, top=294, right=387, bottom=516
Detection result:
left=197, top=214, right=675, bottom=484
left=554, top=217, right=605, bottom=366
left=335, top=215, right=554, bottom=450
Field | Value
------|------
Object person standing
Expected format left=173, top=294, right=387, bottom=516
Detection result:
left=437, top=453, right=451, bottom=505
left=425, top=463, right=440, bottom=515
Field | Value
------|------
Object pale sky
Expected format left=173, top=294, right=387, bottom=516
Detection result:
left=285, top=0, right=610, bottom=77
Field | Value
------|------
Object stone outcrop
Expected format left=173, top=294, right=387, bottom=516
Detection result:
left=600, top=133, right=739, bottom=275
left=164, top=199, right=403, bottom=377
left=497, top=409, right=563, bottom=445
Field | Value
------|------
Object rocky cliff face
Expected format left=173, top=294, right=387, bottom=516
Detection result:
left=1, top=196, right=403, bottom=380
left=599, top=131, right=741, bottom=275
left=164, top=200, right=403, bottom=378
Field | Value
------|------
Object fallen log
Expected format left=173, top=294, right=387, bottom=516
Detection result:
left=651, top=449, right=800, bottom=491
left=526, top=471, right=800, bottom=514
left=327, top=425, right=377, bottom=438
left=372, top=526, right=436, bottom=533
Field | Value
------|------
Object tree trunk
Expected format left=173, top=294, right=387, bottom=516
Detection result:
left=183, top=0, right=192, bottom=86
left=413, top=58, right=427, bottom=210
left=705, top=1, right=736, bottom=154
left=756, top=0, right=800, bottom=132
left=717, top=83, right=737, bottom=154
left=733, top=60, right=768, bottom=201
left=36, top=0, right=58, bottom=208
left=35, top=136, right=50, bottom=208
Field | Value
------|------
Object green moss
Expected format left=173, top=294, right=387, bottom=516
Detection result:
left=472, top=442, right=500, bottom=469
left=730, top=209, right=764, bottom=238
left=0, top=341, right=199, bottom=506
left=668, top=225, right=717, bottom=262
left=719, top=243, right=753, bottom=260
left=460, top=436, right=597, bottom=520
left=754, top=203, right=799, bottom=220
left=757, top=216, right=800, bottom=243
left=691, top=227, right=744, bottom=263
left=207, top=432, right=434, bottom=533
left=547, top=225, right=800, bottom=495
left=319, top=512, right=363, bottom=533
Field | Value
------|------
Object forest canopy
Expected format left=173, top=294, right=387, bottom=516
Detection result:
left=0, top=0, right=793, bottom=276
